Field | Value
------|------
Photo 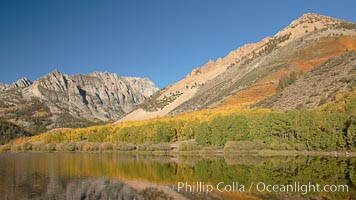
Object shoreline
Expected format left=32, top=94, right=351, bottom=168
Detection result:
left=1, top=149, right=355, bottom=157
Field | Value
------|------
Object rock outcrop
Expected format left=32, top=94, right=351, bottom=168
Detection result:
left=24, top=70, right=159, bottom=121
left=9, top=77, right=32, bottom=89
left=274, top=13, right=344, bottom=46
left=0, top=70, right=158, bottom=132
left=0, top=83, right=7, bottom=92
left=1, top=77, right=33, bottom=91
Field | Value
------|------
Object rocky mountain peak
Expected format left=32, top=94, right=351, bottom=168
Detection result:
left=23, top=70, right=159, bottom=121
left=274, top=13, right=342, bottom=46
left=44, top=70, right=67, bottom=81
left=49, top=70, right=67, bottom=79
left=51, top=69, right=62, bottom=75
left=117, top=13, right=356, bottom=123
left=9, top=77, right=32, bottom=89
left=121, top=76, right=159, bottom=98
left=0, top=77, right=33, bottom=91
left=88, top=71, right=116, bottom=79
left=1, top=68, right=159, bottom=132
left=0, top=83, right=8, bottom=92
left=34, top=70, right=69, bottom=93
left=297, top=13, right=340, bottom=24
left=187, top=14, right=339, bottom=80
left=86, top=71, right=122, bottom=86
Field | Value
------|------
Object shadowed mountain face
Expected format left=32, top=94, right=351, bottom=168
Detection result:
left=0, top=71, right=158, bottom=134
left=0, top=120, right=32, bottom=145
left=117, top=13, right=356, bottom=123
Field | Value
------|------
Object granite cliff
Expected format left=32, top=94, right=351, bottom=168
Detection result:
left=0, top=70, right=158, bottom=133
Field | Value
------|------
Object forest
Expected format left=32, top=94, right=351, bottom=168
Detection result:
left=1, top=90, right=355, bottom=152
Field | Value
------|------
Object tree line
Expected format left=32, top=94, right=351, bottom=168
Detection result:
left=22, top=90, right=355, bottom=152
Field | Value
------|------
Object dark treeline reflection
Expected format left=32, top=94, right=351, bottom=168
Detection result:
left=0, top=153, right=354, bottom=200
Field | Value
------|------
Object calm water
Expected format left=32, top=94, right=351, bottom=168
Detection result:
left=0, top=152, right=354, bottom=200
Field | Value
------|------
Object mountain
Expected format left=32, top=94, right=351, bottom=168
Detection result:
left=0, top=120, right=32, bottom=145
left=0, top=83, right=7, bottom=92
left=10, top=13, right=356, bottom=153
left=10, top=77, right=32, bottom=89
left=0, top=71, right=158, bottom=134
left=117, top=13, right=356, bottom=123
left=0, top=77, right=32, bottom=91
left=257, top=51, right=356, bottom=111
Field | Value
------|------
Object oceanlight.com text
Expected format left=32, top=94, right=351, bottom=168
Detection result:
left=172, top=182, right=349, bottom=195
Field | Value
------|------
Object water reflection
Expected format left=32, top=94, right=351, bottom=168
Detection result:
left=0, top=153, right=354, bottom=200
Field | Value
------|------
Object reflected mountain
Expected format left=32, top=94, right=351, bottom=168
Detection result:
left=0, top=153, right=354, bottom=200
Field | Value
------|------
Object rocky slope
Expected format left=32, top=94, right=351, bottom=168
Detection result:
left=259, top=51, right=356, bottom=111
left=117, top=13, right=356, bottom=123
left=0, top=77, right=32, bottom=91
left=0, top=120, right=32, bottom=144
left=0, top=71, right=158, bottom=133
left=10, top=77, right=32, bottom=89
left=0, top=83, right=6, bottom=92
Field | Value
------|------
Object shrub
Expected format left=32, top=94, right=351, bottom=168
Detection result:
left=278, top=143, right=294, bottom=150
left=137, top=142, right=154, bottom=151
left=151, top=143, right=171, bottom=151
left=11, top=144, right=21, bottom=152
left=224, top=141, right=239, bottom=152
left=66, top=142, right=77, bottom=151
left=82, top=142, right=100, bottom=151
left=140, top=187, right=173, bottom=200
left=269, top=141, right=295, bottom=150
left=294, top=143, right=307, bottom=151
left=32, top=142, right=46, bottom=151
left=45, top=143, right=56, bottom=151
left=75, top=141, right=87, bottom=151
left=252, top=140, right=265, bottom=150
left=20, top=142, right=32, bottom=151
left=54, top=142, right=77, bottom=151
left=276, top=71, right=299, bottom=92
left=99, top=142, right=113, bottom=151
left=318, top=97, right=328, bottom=106
left=113, top=142, right=135, bottom=151
left=0, top=144, right=11, bottom=152
left=178, top=140, right=198, bottom=151
left=55, top=143, right=67, bottom=151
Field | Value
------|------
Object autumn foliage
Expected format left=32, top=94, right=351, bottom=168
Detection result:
left=19, top=90, right=356, bottom=152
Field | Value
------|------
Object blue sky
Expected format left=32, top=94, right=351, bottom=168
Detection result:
left=0, top=0, right=355, bottom=88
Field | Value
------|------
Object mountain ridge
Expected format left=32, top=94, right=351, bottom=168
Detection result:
left=1, top=13, right=355, bottom=137
left=1, top=13, right=356, bottom=154
left=0, top=70, right=158, bottom=133
left=117, top=13, right=356, bottom=123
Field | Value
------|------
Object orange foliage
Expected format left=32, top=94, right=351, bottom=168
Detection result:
left=255, top=70, right=291, bottom=85
left=222, top=84, right=276, bottom=107
left=219, top=36, right=356, bottom=108
left=0, top=104, right=28, bottom=113
left=32, top=111, right=51, bottom=118
left=340, top=36, right=356, bottom=50
left=293, top=55, right=336, bottom=72
left=12, top=137, right=28, bottom=145
left=293, top=36, right=356, bottom=72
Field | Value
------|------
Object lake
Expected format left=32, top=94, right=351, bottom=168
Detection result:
left=0, top=152, right=354, bottom=200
